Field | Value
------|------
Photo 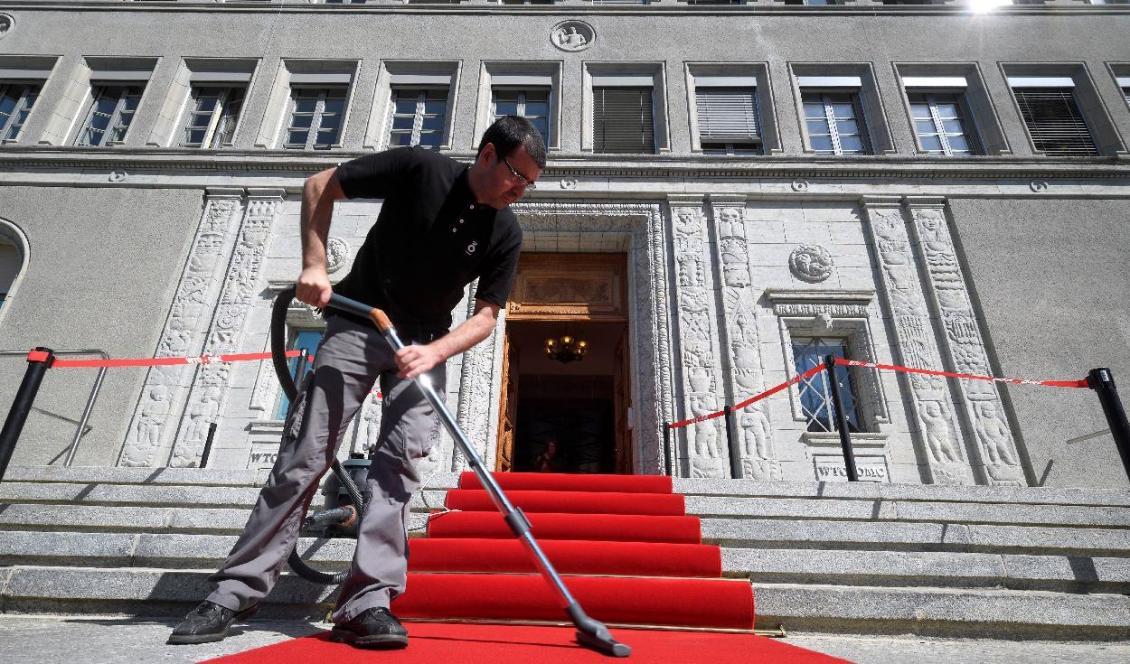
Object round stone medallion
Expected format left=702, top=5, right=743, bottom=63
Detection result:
left=551, top=20, right=595, bottom=52
left=789, top=244, right=835, bottom=283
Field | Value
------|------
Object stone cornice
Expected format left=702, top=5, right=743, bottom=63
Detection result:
left=2, top=1, right=1128, bottom=18
left=2, top=148, right=1128, bottom=183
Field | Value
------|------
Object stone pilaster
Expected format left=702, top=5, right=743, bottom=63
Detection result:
left=118, top=188, right=245, bottom=468
left=903, top=197, right=1027, bottom=486
left=668, top=195, right=729, bottom=478
left=860, top=196, right=971, bottom=485
left=169, top=189, right=286, bottom=468
left=707, top=195, right=780, bottom=480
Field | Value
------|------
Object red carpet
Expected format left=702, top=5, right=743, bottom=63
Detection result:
left=204, top=622, right=848, bottom=663
left=212, top=473, right=853, bottom=661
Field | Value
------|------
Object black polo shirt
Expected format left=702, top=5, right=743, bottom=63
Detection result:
left=332, top=147, right=523, bottom=331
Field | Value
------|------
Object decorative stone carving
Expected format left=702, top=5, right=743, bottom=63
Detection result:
left=0, top=14, right=12, bottom=38
left=351, top=391, right=384, bottom=457
left=1029, top=180, right=1049, bottom=193
left=325, top=237, right=351, bottom=274
left=551, top=21, right=595, bottom=52
left=120, top=191, right=244, bottom=467
left=108, top=170, right=127, bottom=183
left=559, top=178, right=578, bottom=190
left=789, top=245, right=835, bottom=283
left=169, top=192, right=284, bottom=468
left=791, top=179, right=810, bottom=193
left=861, top=198, right=970, bottom=485
left=906, top=200, right=1025, bottom=485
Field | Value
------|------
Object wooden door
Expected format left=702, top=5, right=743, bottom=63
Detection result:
left=613, top=328, right=633, bottom=474
left=495, top=334, right=519, bottom=472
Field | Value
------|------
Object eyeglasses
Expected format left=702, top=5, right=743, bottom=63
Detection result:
left=503, top=157, right=537, bottom=190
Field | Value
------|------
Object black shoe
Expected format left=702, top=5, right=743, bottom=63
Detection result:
left=167, top=600, right=259, bottom=645
left=331, top=607, right=409, bottom=649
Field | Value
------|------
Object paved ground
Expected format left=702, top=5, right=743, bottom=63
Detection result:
left=0, top=615, right=1127, bottom=663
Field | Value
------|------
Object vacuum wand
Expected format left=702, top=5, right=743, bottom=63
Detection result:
left=327, top=293, right=631, bottom=658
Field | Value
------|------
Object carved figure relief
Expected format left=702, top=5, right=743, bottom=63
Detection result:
left=170, top=196, right=283, bottom=467
left=789, top=245, right=835, bottom=283
left=863, top=202, right=969, bottom=485
left=907, top=203, right=1025, bottom=485
left=0, top=14, right=12, bottom=38
left=551, top=21, right=595, bottom=52
left=353, top=391, right=384, bottom=456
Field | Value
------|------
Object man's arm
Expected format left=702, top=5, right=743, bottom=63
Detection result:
left=394, top=299, right=500, bottom=379
left=297, top=166, right=346, bottom=308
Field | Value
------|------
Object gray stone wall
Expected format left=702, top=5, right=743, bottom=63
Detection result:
left=0, top=186, right=202, bottom=467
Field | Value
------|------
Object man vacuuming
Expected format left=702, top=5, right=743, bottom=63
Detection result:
left=168, top=116, right=545, bottom=649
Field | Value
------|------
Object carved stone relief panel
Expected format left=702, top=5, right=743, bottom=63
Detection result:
left=709, top=199, right=779, bottom=480
left=905, top=199, right=1025, bottom=486
left=861, top=198, right=972, bottom=485
left=670, top=198, right=728, bottom=479
left=170, top=190, right=285, bottom=468
left=119, top=189, right=245, bottom=467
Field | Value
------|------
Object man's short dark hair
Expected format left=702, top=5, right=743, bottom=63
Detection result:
left=478, top=115, right=547, bottom=169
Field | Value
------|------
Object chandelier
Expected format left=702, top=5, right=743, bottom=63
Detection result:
left=544, top=333, right=589, bottom=363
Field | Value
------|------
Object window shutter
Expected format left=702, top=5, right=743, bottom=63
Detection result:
left=1013, top=89, right=1098, bottom=156
left=696, top=87, right=760, bottom=143
left=594, top=87, right=654, bottom=153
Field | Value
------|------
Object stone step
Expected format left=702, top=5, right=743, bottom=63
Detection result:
left=704, top=518, right=1130, bottom=556
left=9, top=466, right=1128, bottom=508
left=2, top=565, right=1126, bottom=640
left=5, top=482, right=1128, bottom=532
left=3, top=530, right=1127, bottom=595
left=751, top=582, right=1130, bottom=640
left=722, top=547, right=1130, bottom=594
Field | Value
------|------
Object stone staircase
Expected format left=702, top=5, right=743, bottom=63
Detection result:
left=0, top=466, right=1127, bottom=639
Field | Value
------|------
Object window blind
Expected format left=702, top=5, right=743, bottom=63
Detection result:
left=593, top=87, right=654, bottom=154
left=1013, top=89, right=1098, bottom=156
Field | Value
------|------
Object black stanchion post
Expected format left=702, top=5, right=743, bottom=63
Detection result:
left=724, top=405, right=742, bottom=479
left=662, top=422, right=672, bottom=477
left=824, top=354, right=859, bottom=482
left=199, top=422, right=219, bottom=469
left=1086, top=368, right=1130, bottom=483
left=0, top=347, right=55, bottom=482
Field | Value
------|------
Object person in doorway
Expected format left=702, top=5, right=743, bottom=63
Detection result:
left=533, top=438, right=559, bottom=472
left=168, top=117, right=545, bottom=650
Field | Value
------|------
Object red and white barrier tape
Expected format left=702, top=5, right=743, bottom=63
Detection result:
left=669, top=364, right=825, bottom=430
left=26, top=349, right=303, bottom=369
left=833, top=357, right=1089, bottom=389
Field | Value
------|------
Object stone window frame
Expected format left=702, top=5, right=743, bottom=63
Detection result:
left=0, top=55, right=58, bottom=144
left=255, top=59, right=361, bottom=149
left=766, top=289, right=890, bottom=434
left=684, top=62, right=782, bottom=156
left=473, top=61, right=563, bottom=152
left=364, top=60, right=461, bottom=151
left=1104, top=62, right=1130, bottom=111
left=582, top=62, right=672, bottom=154
left=253, top=282, right=327, bottom=421
left=58, top=57, right=159, bottom=148
left=147, top=58, right=260, bottom=149
left=788, top=62, right=897, bottom=156
left=893, top=62, right=1010, bottom=156
left=999, top=62, right=1128, bottom=157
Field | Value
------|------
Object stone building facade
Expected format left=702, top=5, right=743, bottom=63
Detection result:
left=0, top=1, right=1128, bottom=488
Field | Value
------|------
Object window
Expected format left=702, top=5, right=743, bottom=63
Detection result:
left=181, top=86, right=245, bottom=148
left=792, top=337, right=863, bottom=433
left=802, top=91, right=870, bottom=154
left=0, top=83, right=39, bottom=141
left=1118, top=76, right=1130, bottom=108
left=1012, top=87, right=1098, bottom=156
left=389, top=87, right=448, bottom=149
left=76, top=85, right=143, bottom=147
left=593, top=87, right=655, bottom=154
left=275, top=329, right=323, bottom=419
left=908, top=92, right=977, bottom=155
left=695, top=87, right=762, bottom=155
left=284, top=87, right=346, bottom=149
left=492, top=87, right=551, bottom=144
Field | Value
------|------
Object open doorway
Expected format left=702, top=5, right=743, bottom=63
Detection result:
left=496, top=253, right=632, bottom=474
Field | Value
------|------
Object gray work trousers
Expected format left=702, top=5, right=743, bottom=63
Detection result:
left=206, top=313, right=446, bottom=623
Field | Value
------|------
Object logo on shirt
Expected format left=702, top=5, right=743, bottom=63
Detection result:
left=465, top=240, right=478, bottom=256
